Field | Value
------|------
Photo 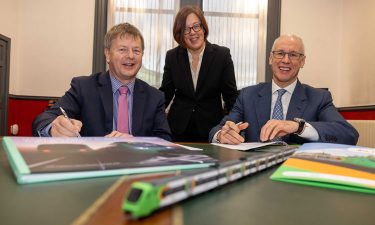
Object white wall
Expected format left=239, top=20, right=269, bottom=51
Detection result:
left=340, top=0, right=375, bottom=107
left=0, top=0, right=20, bottom=95
left=0, top=0, right=95, bottom=96
left=281, top=0, right=375, bottom=107
left=1, top=0, right=374, bottom=106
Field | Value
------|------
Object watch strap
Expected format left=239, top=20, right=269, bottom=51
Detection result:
left=294, top=118, right=306, bottom=135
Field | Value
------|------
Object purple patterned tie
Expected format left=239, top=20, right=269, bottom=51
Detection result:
left=117, top=86, right=129, bottom=133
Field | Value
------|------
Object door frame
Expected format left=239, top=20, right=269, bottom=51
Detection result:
left=0, top=33, right=10, bottom=135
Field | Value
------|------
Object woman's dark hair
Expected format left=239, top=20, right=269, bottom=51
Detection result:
left=173, top=6, right=209, bottom=48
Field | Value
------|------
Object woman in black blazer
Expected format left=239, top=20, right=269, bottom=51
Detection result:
left=159, top=6, right=238, bottom=142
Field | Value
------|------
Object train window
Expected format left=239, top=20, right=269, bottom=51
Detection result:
left=162, top=186, right=185, bottom=196
left=127, top=188, right=143, bottom=203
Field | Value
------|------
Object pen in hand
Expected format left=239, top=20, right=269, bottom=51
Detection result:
left=219, top=121, right=246, bottom=144
left=59, top=107, right=81, bottom=137
left=222, top=121, right=245, bottom=134
left=235, top=122, right=243, bottom=126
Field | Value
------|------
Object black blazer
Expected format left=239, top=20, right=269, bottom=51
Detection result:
left=32, top=71, right=171, bottom=140
left=159, top=42, right=238, bottom=137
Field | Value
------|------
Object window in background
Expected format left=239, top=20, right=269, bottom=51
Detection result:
left=108, top=0, right=179, bottom=87
left=107, top=0, right=267, bottom=89
left=203, top=0, right=267, bottom=89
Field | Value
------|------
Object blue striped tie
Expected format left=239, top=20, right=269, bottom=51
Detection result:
left=272, top=89, right=287, bottom=141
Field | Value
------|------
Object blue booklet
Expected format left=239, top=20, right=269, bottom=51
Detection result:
left=2, top=136, right=217, bottom=184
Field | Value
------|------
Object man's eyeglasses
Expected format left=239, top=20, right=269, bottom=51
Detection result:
left=184, top=23, right=202, bottom=35
left=272, top=51, right=304, bottom=60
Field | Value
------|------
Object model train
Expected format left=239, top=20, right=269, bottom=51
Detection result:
left=122, top=147, right=296, bottom=218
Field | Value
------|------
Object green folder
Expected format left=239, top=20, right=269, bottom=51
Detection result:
left=271, top=143, right=375, bottom=194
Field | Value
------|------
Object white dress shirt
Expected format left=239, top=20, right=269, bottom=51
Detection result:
left=187, top=44, right=205, bottom=90
left=272, top=79, right=319, bottom=141
left=212, top=79, right=319, bottom=142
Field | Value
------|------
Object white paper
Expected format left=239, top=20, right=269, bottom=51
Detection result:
left=175, top=144, right=203, bottom=151
left=211, top=141, right=286, bottom=151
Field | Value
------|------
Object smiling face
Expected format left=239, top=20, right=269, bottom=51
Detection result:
left=104, top=34, right=143, bottom=84
left=183, top=13, right=205, bottom=53
left=269, top=36, right=306, bottom=88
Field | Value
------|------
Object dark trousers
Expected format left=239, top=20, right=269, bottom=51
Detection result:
left=172, top=114, right=208, bottom=143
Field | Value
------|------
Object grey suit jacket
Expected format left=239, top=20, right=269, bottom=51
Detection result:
left=209, top=81, right=359, bottom=145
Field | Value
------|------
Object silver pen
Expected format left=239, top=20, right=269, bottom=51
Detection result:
left=59, top=107, right=81, bottom=137
left=235, top=122, right=243, bottom=126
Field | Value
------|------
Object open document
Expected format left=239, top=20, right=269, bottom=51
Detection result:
left=211, top=141, right=287, bottom=151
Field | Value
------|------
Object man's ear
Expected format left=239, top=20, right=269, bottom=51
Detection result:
left=269, top=53, right=273, bottom=65
left=104, top=48, right=110, bottom=63
left=300, top=56, right=306, bottom=68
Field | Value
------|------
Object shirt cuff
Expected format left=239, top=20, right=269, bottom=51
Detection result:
left=38, top=123, right=52, bottom=137
left=212, top=131, right=221, bottom=143
left=298, top=122, right=319, bottom=141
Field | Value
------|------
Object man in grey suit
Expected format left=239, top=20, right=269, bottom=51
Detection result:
left=209, top=34, right=358, bottom=145
left=33, top=23, right=171, bottom=140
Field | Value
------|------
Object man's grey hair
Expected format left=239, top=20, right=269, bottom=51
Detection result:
left=271, top=34, right=305, bottom=54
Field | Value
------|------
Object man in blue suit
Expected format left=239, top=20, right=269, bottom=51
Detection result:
left=32, top=23, right=171, bottom=140
left=209, top=34, right=358, bottom=145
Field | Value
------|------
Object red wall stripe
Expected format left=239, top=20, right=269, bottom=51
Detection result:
left=339, top=111, right=375, bottom=120
left=7, top=98, right=375, bottom=136
left=8, top=98, right=50, bottom=136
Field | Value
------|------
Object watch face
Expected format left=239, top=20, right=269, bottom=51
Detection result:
left=294, top=118, right=305, bottom=123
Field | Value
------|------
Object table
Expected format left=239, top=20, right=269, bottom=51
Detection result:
left=0, top=143, right=373, bottom=225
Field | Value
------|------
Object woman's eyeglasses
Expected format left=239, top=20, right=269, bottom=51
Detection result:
left=184, top=23, right=202, bottom=35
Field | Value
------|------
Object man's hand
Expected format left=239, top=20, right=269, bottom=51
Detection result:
left=260, top=119, right=298, bottom=142
left=105, top=131, right=133, bottom=138
left=50, top=115, right=82, bottom=137
left=218, top=121, right=249, bottom=145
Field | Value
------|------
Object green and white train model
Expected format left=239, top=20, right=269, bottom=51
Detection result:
left=122, top=146, right=296, bottom=218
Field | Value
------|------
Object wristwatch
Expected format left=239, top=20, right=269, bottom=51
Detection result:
left=293, top=118, right=306, bottom=135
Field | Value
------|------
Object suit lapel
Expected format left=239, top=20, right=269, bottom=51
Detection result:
left=132, top=79, right=145, bottom=135
left=97, top=72, right=114, bottom=131
left=286, top=81, right=308, bottom=120
left=178, top=47, right=195, bottom=95
left=255, top=83, right=272, bottom=128
left=196, top=42, right=215, bottom=93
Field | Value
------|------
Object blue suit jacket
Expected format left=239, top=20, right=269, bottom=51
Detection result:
left=32, top=71, right=171, bottom=141
left=209, top=81, right=359, bottom=145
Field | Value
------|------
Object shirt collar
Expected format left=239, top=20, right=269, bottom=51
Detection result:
left=187, top=43, right=206, bottom=62
left=109, top=72, right=135, bottom=94
left=272, top=79, right=297, bottom=95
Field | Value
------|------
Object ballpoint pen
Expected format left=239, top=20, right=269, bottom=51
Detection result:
left=235, top=122, right=246, bottom=138
left=235, top=122, right=243, bottom=126
left=59, top=107, right=81, bottom=137
left=223, top=122, right=243, bottom=131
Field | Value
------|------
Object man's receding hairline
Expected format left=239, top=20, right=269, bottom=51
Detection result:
left=272, top=34, right=305, bottom=54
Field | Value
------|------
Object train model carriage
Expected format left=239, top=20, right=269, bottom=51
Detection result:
left=123, top=147, right=296, bottom=218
